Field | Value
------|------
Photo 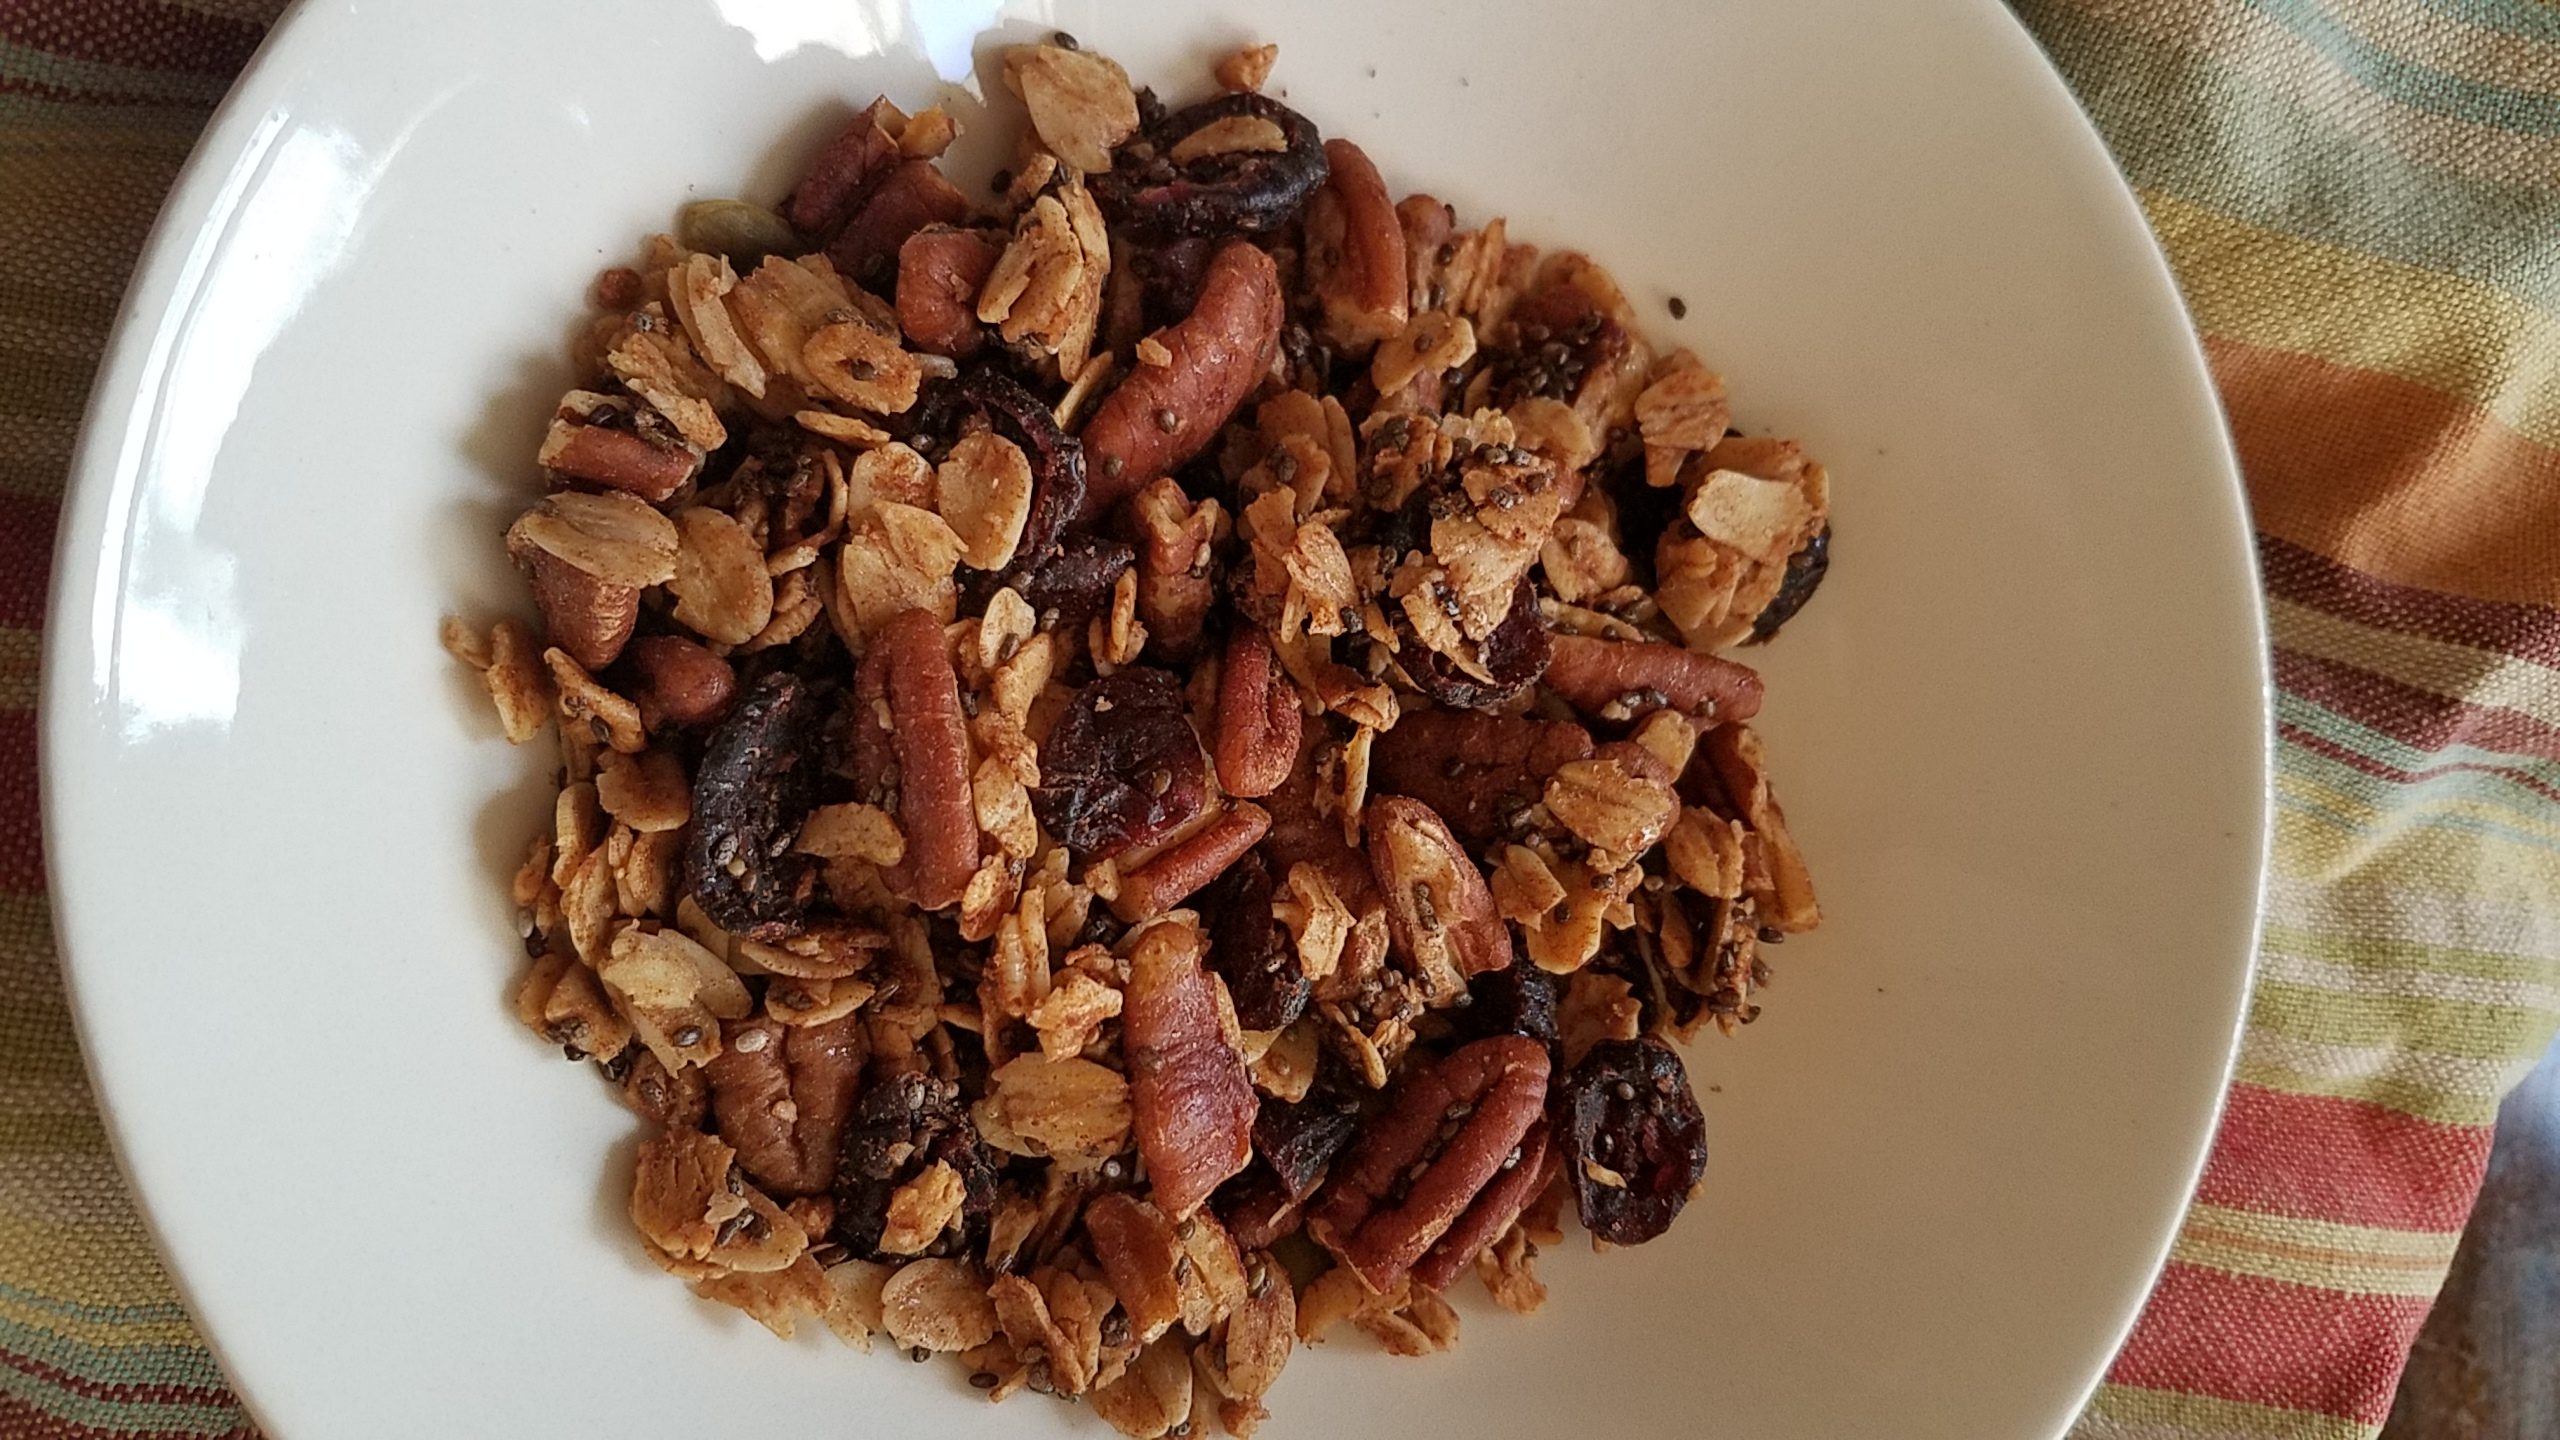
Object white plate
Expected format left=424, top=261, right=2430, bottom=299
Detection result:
left=42, top=1, right=2268, bottom=1436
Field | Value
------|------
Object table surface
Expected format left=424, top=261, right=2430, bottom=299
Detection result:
left=2384, top=1037, right=2560, bottom=1439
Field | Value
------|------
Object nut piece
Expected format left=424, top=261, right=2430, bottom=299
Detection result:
left=1213, top=42, right=1279, bottom=93
left=1309, top=1035, right=1551, bottom=1292
left=1303, top=138, right=1408, bottom=350
left=1365, top=796, right=1514, bottom=1004
left=1003, top=43, right=1142, bottom=174
left=1078, top=238, right=1285, bottom=522
left=1120, top=917, right=1259, bottom=1218
left=516, top=550, right=640, bottom=673
left=895, top=226, right=1001, bottom=357
left=1085, top=1191, right=1186, bottom=1344
left=1128, top=477, right=1222, bottom=661
left=1212, top=628, right=1302, bottom=799
left=1543, top=632, right=1765, bottom=723
left=1108, top=802, right=1272, bottom=924
left=616, top=635, right=736, bottom=730
left=879, top=1258, right=1000, bottom=1352
left=860, top=608, right=982, bottom=911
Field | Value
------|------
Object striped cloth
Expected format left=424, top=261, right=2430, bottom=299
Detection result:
left=0, top=2, right=2553, bottom=1439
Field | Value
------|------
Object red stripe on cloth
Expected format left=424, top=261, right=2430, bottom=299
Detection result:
left=2260, top=535, right=2560, bottom=674
left=0, top=493, right=57, bottom=628
left=2196, top=1086, right=2491, bottom=1234
left=2106, top=1262, right=2435, bottom=1425
left=0, top=710, right=40, bottom=890
left=2274, top=648, right=2560, bottom=768
left=0, top=0, right=263, bottom=78
left=2283, top=720, right=2560, bottom=808
left=0, top=1345, right=245, bottom=1409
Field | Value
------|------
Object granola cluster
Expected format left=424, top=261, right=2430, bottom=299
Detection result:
left=447, top=36, right=1830, bottom=1436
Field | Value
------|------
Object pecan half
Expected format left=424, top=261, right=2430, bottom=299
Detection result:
left=1121, top=917, right=1258, bottom=1218
left=1369, top=708, right=1592, bottom=845
left=895, top=225, right=1001, bottom=357
left=705, top=1012, right=868, bottom=1196
left=1365, top=796, right=1514, bottom=1004
left=855, top=608, right=980, bottom=911
left=1409, top=1119, right=1554, bottom=1293
left=1078, top=238, right=1284, bottom=523
left=1309, top=1035, right=1550, bottom=1292
left=1303, top=138, right=1408, bottom=350
left=1109, top=802, right=1271, bottom=924
left=1211, top=627, right=1302, bottom=799
left=1542, top=632, right=1765, bottom=723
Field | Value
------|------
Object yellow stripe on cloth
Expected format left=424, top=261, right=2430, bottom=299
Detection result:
left=2170, top=1203, right=2462, bottom=1297
left=2271, top=598, right=2560, bottom=730
left=2141, top=191, right=2560, bottom=450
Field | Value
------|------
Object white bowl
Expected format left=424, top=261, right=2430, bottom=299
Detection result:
left=42, top=1, right=2268, bottom=1436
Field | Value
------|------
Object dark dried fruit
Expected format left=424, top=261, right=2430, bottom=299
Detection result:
left=1370, top=707, right=1592, bottom=846
left=908, top=368, right=1089, bottom=576
left=1012, top=533, right=1136, bottom=623
left=1093, top=93, right=1330, bottom=239
left=1033, top=668, right=1210, bottom=861
left=683, top=671, right=825, bottom=940
left=1562, top=1038, right=1707, bottom=1246
left=1399, top=578, right=1553, bottom=710
left=1251, top=1096, right=1358, bottom=1204
left=1204, top=854, right=1308, bottom=1032
left=1454, top=952, right=1560, bottom=1052
left=1748, top=524, right=1830, bottom=644
left=833, top=1070, right=999, bottom=1258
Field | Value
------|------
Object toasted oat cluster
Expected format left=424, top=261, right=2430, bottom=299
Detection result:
left=446, top=36, right=1829, bottom=1436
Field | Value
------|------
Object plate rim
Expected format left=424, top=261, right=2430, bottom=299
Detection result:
left=36, top=1, right=2274, bottom=1434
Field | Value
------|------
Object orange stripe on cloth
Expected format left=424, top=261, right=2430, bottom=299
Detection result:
left=2207, top=334, right=2560, bottom=609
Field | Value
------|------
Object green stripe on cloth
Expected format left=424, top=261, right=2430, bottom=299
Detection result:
left=0, top=39, right=235, bottom=106
left=2031, top=1, right=2560, bottom=306
left=2243, top=0, right=2560, bottom=132
left=2409, top=0, right=2560, bottom=46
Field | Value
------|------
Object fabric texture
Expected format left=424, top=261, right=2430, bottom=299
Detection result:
left=0, top=2, right=2554, bottom=1438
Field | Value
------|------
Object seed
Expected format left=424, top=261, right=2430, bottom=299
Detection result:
left=734, top=1028, right=770, bottom=1053
left=1104, top=454, right=1126, bottom=477
left=909, top=1346, right=932, bottom=1363
left=1611, top=1080, right=1635, bottom=1101
left=672, top=1025, right=704, bottom=1048
left=1051, top=30, right=1079, bottom=48
left=1155, top=408, right=1181, bottom=433
left=1668, top=296, right=1689, bottom=319
left=1759, top=926, right=1786, bottom=945
left=970, top=1371, right=999, bottom=1390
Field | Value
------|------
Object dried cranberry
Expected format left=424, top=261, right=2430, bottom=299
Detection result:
left=1251, top=1096, right=1360, bottom=1204
left=1204, top=853, right=1308, bottom=1032
left=1093, top=93, right=1330, bottom=239
left=1032, top=668, right=1210, bottom=860
left=1455, top=952, right=1560, bottom=1052
left=903, top=367, right=1087, bottom=574
left=1562, top=1038, right=1708, bottom=1246
left=1398, top=578, right=1551, bottom=710
left=682, top=672, right=824, bottom=940
left=832, top=1071, right=998, bottom=1259
left=1011, top=532, right=1135, bottom=624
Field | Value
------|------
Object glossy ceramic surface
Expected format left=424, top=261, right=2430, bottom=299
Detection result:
left=42, top=1, right=2269, bottom=1436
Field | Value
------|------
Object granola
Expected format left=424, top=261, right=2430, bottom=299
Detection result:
left=451, top=35, right=1835, bottom=1437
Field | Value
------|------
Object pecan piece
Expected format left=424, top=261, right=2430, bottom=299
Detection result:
left=854, top=608, right=980, bottom=911
left=786, top=97, right=905, bottom=237
left=895, top=225, right=1001, bottom=357
left=1303, top=138, right=1407, bottom=350
left=1309, top=1035, right=1551, bottom=1292
left=1369, top=708, right=1592, bottom=846
left=614, top=635, right=735, bottom=731
left=824, top=158, right=971, bottom=291
left=1365, top=795, right=1514, bottom=1004
left=1077, top=238, right=1284, bottom=523
left=705, top=1012, right=867, bottom=1197
left=517, top=548, right=639, bottom=673
left=1109, top=802, right=1271, bottom=924
left=1211, top=627, right=1301, bottom=800
left=1410, top=1119, right=1554, bottom=1292
left=1121, top=917, right=1258, bottom=1218
left=1542, top=632, right=1765, bottom=723
left=1084, top=1190, right=1186, bottom=1344
left=539, top=408, right=699, bottom=502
